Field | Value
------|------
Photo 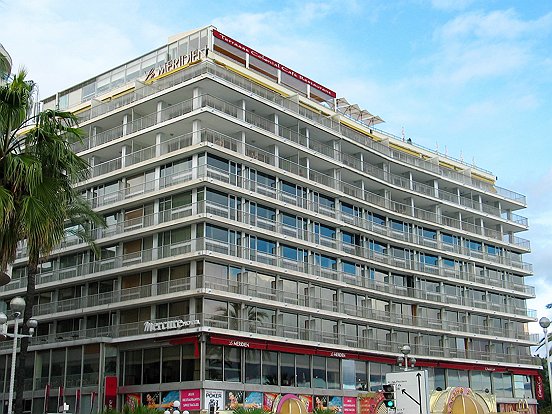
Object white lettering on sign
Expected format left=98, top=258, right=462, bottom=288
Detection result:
left=330, top=352, right=346, bottom=358
left=143, top=319, right=200, bottom=332
left=145, top=47, right=208, bottom=82
left=229, top=340, right=250, bottom=348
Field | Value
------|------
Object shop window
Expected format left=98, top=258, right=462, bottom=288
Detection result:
left=262, top=351, right=278, bottom=385
left=280, top=353, right=295, bottom=387
left=205, top=344, right=223, bottom=381
left=245, top=349, right=261, bottom=384
left=143, top=348, right=160, bottom=384
left=312, top=356, right=327, bottom=388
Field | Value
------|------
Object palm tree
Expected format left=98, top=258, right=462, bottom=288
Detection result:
left=1, top=69, right=104, bottom=414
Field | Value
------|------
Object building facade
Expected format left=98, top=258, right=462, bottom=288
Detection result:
left=0, top=26, right=540, bottom=414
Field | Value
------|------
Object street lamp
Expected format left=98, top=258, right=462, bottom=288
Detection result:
left=398, top=344, right=416, bottom=371
left=539, top=317, right=552, bottom=404
left=0, top=297, right=38, bottom=414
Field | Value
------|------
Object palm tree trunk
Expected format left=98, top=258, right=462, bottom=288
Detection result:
left=14, top=258, right=38, bottom=414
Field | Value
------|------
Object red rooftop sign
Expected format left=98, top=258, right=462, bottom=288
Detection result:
left=213, top=30, right=336, bottom=98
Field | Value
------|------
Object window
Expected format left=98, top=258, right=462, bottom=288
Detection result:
left=143, top=348, right=160, bottom=384
left=262, top=351, right=278, bottom=385
left=342, top=261, right=357, bottom=276
left=124, top=350, right=142, bottom=385
left=245, top=349, right=261, bottom=384
left=441, top=233, right=459, bottom=245
left=205, top=344, right=223, bottom=381
left=162, top=346, right=180, bottom=383
left=312, top=356, right=327, bottom=388
left=369, top=212, right=386, bottom=226
left=280, top=353, right=295, bottom=386
left=224, top=347, right=241, bottom=382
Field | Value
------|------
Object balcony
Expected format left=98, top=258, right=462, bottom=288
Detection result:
left=77, top=122, right=530, bottom=255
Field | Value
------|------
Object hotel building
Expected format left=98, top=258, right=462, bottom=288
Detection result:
left=0, top=26, right=540, bottom=414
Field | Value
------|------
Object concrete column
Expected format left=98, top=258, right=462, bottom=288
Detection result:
left=272, top=113, right=279, bottom=136
left=122, top=113, right=131, bottom=136
left=121, top=144, right=131, bottom=168
left=156, top=100, right=167, bottom=124
left=192, top=86, right=202, bottom=111
left=192, top=119, right=202, bottom=145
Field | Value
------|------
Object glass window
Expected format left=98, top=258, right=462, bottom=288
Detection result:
left=206, top=224, right=228, bottom=242
left=342, top=261, right=357, bottom=276
left=245, top=349, right=261, bottom=384
left=470, top=370, right=492, bottom=392
left=312, top=356, right=326, bottom=388
left=224, top=347, right=241, bottom=382
left=342, top=359, right=356, bottom=390
left=205, top=344, right=223, bottom=381
left=162, top=346, right=180, bottom=383
left=327, top=357, right=340, bottom=389
left=370, top=213, right=386, bottom=226
left=262, top=351, right=278, bottom=385
left=356, top=360, right=368, bottom=390
left=296, top=354, right=311, bottom=387
left=280, top=353, right=295, bottom=386
left=124, top=350, right=142, bottom=385
left=143, top=348, right=160, bottom=384
left=182, top=343, right=198, bottom=381
left=447, top=369, right=469, bottom=388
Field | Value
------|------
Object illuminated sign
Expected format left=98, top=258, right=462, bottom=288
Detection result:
left=143, top=319, right=200, bottom=332
left=213, top=30, right=336, bottom=98
left=145, top=47, right=208, bottom=82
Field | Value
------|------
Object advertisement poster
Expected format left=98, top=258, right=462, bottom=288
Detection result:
left=143, top=392, right=160, bottom=409
left=342, top=397, right=356, bottom=414
left=125, top=394, right=141, bottom=410
left=205, top=390, right=224, bottom=414
left=161, top=391, right=180, bottom=409
left=225, top=391, right=243, bottom=410
left=180, top=389, right=201, bottom=411
left=244, top=392, right=263, bottom=409
left=328, top=396, right=342, bottom=413
left=358, top=392, right=382, bottom=414
left=263, top=393, right=278, bottom=411
left=298, top=395, right=313, bottom=412
left=314, top=396, right=328, bottom=411
left=104, top=377, right=117, bottom=410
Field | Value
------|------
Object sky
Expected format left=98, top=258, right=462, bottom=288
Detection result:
left=1, top=0, right=551, bottom=335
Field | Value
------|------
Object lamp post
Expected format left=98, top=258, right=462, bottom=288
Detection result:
left=539, top=317, right=552, bottom=404
left=0, top=297, right=38, bottom=414
left=398, top=344, right=416, bottom=371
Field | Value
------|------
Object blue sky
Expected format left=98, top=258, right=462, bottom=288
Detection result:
left=2, top=0, right=551, bottom=333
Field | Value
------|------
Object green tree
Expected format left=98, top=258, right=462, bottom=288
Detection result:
left=0, top=69, right=104, bottom=414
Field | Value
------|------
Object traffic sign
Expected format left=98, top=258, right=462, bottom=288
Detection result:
left=386, top=370, right=430, bottom=414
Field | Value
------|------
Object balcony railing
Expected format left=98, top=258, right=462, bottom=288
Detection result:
left=76, top=61, right=526, bottom=207
left=12, top=189, right=535, bottom=298
left=79, top=91, right=528, bottom=230
left=6, top=233, right=536, bottom=320
left=18, top=311, right=539, bottom=367
left=76, top=122, right=530, bottom=255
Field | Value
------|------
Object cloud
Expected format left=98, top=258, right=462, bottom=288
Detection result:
left=438, top=9, right=552, bottom=40
left=430, top=0, right=475, bottom=12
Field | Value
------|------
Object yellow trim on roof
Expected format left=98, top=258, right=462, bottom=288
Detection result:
left=73, top=105, right=91, bottom=115
left=389, top=142, right=423, bottom=158
left=439, top=161, right=463, bottom=171
left=472, top=172, right=495, bottom=184
left=111, top=85, right=135, bottom=100
left=339, top=117, right=381, bottom=142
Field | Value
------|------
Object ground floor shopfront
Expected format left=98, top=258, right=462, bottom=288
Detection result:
left=0, top=333, right=542, bottom=414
